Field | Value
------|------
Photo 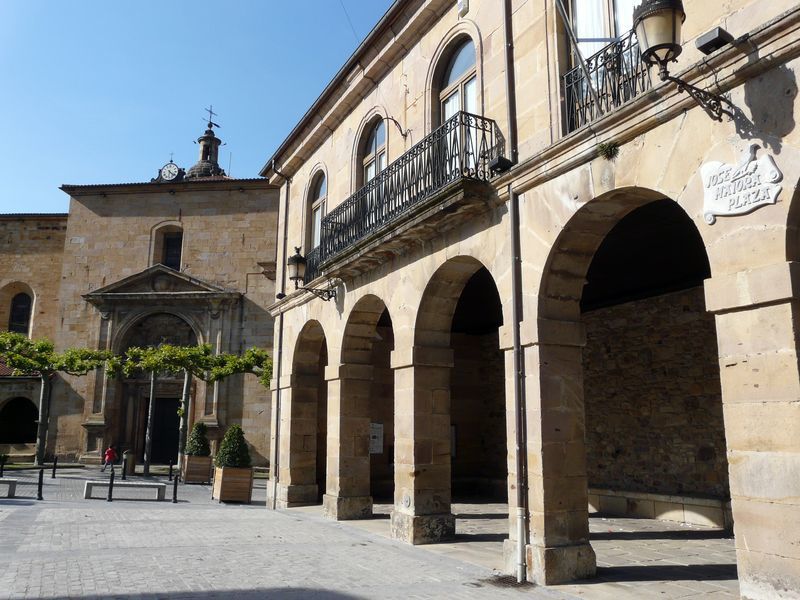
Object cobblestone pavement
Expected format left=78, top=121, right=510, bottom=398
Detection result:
left=0, top=469, right=739, bottom=599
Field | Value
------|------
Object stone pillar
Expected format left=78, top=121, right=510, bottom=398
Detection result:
left=524, top=319, right=596, bottom=584
left=270, top=374, right=322, bottom=508
left=323, top=363, right=374, bottom=520
left=705, top=262, right=800, bottom=599
left=390, top=346, right=455, bottom=544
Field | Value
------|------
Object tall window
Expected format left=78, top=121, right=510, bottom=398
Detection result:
left=8, top=292, right=32, bottom=335
left=308, top=173, right=326, bottom=250
left=362, top=120, right=386, bottom=185
left=162, top=232, right=183, bottom=270
left=439, top=38, right=477, bottom=122
left=572, top=0, right=641, bottom=58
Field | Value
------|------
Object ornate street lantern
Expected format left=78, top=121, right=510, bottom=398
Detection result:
left=633, top=0, right=686, bottom=81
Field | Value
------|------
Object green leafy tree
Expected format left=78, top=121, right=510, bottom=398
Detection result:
left=215, top=424, right=251, bottom=468
left=0, top=332, right=110, bottom=465
left=184, top=422, right=211, bottom=457
left=108, top=344, right=272, bottom=472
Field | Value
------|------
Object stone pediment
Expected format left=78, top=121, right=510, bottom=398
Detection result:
left=83, top=265, right=240, bottom=307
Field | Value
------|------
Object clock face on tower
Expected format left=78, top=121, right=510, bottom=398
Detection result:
left=160, top=162, right=179, bottom=181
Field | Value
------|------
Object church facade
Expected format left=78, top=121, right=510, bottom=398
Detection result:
left=261, top=1, right=800, bottom=598
left=0, top=125, right=279, bottom=466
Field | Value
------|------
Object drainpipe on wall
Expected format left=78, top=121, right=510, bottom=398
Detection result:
left=270, top=159, right=291, bottom=510
left=503, top=0, right=528, bottom=584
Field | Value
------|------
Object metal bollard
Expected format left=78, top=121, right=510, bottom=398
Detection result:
left=0, top=460, right=4, bottom=478
left=51, top=456, right=58, bottom=479
left=172, top=471, right=179, bottom=504
left=168, top=460, right=173, bottom=481
left=121, top=453, right=127, bottom=481
left=37, top=468, right=44, bottom=500
left=107, top=466, right=115, bottom=502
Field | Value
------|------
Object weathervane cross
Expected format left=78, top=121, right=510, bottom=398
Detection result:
left=204, top=105, right=221, bottom=129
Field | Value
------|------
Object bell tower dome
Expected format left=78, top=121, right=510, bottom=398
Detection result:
left=185, top=107, right=227, bottom=179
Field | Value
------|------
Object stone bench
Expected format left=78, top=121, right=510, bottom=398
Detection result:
left=0, top=478, right=18, bottom=498
left=83, top=480, right=166, bottom=501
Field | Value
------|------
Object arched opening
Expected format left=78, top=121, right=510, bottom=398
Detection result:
left=398, top=256, right=507, bottom=562
left=0, top=397, right=38, bottom=443
left=435, top=37, right=477, bottom=125
left=286, top=320, right=328, bottom=506
left=358, top=118, right=386, bottom=188
left=8, top=293, right=33, bottom=335
left=0, top=282, right=35, bottom=336
left=327, top=296, right=395, bottom=520
left=117, top=312, right=198, bottom=464
left=151, top=224, right=184, bottom=271
left=306, top=171, right=327, bottom=253
left=535, top=192, right=737, bottom=588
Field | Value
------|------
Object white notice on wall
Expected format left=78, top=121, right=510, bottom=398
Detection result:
left=701, top=144, right=783, bottom=225
left=369, top=422, right=384, bottom=454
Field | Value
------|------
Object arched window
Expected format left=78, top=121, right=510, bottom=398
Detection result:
left=308, top=172, right=327, bottom=250
left=439, top=38, right=477, bottom=122
left=8, top=292, right=32, bottom=335
left=151, top=224, right=183, bottom=271
left=361, top=119, right=386, bottom=185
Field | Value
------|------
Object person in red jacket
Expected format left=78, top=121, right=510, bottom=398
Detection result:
left=101, top=445, right=117, bottom=472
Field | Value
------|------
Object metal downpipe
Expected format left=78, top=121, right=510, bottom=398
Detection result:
left=503, top=0, right=528, bottom=584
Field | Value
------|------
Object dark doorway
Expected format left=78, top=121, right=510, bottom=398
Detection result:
left=0, top=397, right=37, bottom=443
left=149, top=397, right=180, bottom=464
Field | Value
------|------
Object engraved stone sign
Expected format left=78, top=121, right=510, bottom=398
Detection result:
left=701, top=144, right=783, bottom=225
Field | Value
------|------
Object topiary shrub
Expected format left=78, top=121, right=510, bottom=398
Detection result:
left=214, top=425, right=251, bottom=468
left=184, top=422, right=211, bottom=457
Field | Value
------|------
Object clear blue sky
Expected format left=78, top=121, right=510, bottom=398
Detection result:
left=0, top=0, right=394, bottom=213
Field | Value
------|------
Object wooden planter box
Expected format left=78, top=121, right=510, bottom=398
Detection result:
left=182, top=455, right=212, bottom=484
left=212, top=466, right=253, bottom=503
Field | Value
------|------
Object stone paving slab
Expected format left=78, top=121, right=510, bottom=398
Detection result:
left=0, top=469, right=740, bottom=599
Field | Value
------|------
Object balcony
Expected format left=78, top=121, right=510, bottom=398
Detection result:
left=563, top=29, right=651, bottom=134
left=307, top=111, right=504, bottom=281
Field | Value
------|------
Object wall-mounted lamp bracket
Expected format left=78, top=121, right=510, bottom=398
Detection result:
left=662, top=72, right=734, bottom=122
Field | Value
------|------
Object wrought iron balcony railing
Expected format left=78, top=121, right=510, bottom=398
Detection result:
left=304, top=246, right=321, bottom=284
left=317, top=111, right=503, bottom=267
left=563, top=29, right=651, bottom=134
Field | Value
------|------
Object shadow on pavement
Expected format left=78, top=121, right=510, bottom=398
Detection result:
left=591, top=528, right=732, bottom=541
left=588, top=563, right=738, bottom=583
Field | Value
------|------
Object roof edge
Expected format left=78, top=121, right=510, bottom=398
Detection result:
left=259, top=0, right=407, bottom=178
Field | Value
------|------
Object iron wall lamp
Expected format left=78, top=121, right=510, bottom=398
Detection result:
left=633, top=0, right=732, bottom=121
left=287, top=247, right=336, bottom=302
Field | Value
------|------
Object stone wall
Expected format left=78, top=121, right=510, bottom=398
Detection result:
left=451, top=331, right=507, bottom=499
left=0, top=216, right=66, bottom=341
left=583, top=287, right=729, bottom=499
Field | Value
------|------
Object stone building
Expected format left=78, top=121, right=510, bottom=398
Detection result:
left=0, top=124, right=280, bottom=466
left=260, top=1, right=800, bottom=598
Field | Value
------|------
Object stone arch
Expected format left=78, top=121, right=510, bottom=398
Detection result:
left=0, top=281, right=35, bottom=336
left=424, top=20, right=485, bottom=133
left=112, top=310, right=203, bottom=355
left=350, top=106, right=389, bottom=192
left=529, top=187, right=727, bottom=585
left=149, top=220, right=184, bottom=270
left=538, top=187, right=674, bottom=321
left=414, top=255, right=496, bottom=348
left=278, top=319, right=329, bottom=508
left=0, top=396, right=37, bottom=443
left=302, top=163, right=329, bottom=254
left=324, top=295, right=395, bottom=519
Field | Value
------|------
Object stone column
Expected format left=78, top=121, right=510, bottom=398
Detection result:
left=323, top=363, right=373, bottom=520
left=705, top=262, right=800, bottom=600
left=270, top=374, right=322, bottom=508
left=524, top=319, right=596, bottom=584
left=390, top=346, right=455, bottom=544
